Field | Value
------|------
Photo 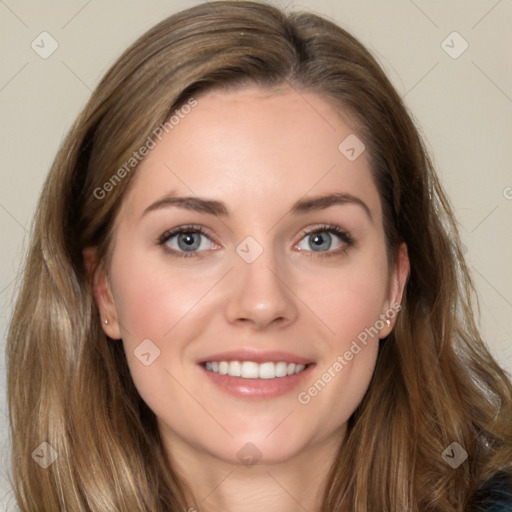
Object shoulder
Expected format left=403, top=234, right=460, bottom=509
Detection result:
left=469, top=472, right=512, bottom=512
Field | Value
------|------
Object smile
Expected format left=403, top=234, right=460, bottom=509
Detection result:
left=204, top=360, right=307, bottom=379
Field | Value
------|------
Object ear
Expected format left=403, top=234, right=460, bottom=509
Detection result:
left=83, top=246, right=122, bottom=340
left=378, top=242, right=409, bottom=338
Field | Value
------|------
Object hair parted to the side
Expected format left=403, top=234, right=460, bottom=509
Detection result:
left=7, top=1, right=512, bottom=511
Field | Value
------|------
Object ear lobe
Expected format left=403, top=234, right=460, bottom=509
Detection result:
left=379, top=243, right=410, bottom=338
left=82, top=246, right=122, bottom=340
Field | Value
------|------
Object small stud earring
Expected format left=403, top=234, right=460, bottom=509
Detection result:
left=104, top=319, right=109, bottom=325
left=386, top=319, right=391, bottom=326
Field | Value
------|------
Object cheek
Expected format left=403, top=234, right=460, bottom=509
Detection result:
left=108, top=245, right=213, bottom=415
left=293, top=246, right=388, bottom=422
left=302, top=247, right=390, bottom=352
left=109, top=243, right=218, bottom=342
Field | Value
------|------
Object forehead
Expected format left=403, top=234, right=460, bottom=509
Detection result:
left=116, top=84, right=381, bottom=225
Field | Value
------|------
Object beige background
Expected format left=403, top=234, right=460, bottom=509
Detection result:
left=1, top=0, right=511, bottom=507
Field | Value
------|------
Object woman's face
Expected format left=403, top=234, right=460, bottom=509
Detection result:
left=94, top=84, right=408, bottom=467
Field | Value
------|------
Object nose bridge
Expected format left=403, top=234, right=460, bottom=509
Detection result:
left=224, top=234, right=298, bottom=328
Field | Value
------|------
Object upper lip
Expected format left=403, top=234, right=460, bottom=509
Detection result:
left=198, top=349, right=314, bottom=365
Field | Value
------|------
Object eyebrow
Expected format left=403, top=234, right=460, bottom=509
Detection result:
left=141, top=191, right=372, bottom=222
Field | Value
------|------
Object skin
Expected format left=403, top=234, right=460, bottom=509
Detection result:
left=85, top=84, right=409, bottom=512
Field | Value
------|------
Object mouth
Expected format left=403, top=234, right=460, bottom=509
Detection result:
left=197, top=350, right=315, bottom=399
left=202, top=360, right=309, bottom=379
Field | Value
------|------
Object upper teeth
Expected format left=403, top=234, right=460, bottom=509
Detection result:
left=205, top=361, right=306, bottom=379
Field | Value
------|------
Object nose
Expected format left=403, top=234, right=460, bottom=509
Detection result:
left=224, top=247, right=299, bottom=331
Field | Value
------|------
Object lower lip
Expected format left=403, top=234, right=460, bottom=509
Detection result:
left=199, top=363, right=315, bottom=400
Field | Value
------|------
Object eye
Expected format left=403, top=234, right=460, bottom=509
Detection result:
left=295, top=224, right=355, bottom=257
left=157, top=225, right=217, bottom=258
left=157, top=223, right=355, bottom=259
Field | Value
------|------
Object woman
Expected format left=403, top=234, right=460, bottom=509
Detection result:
left=7, top=1, right=512, bottom=510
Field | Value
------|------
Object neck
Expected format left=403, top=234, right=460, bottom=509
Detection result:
left=163, top=429, right=343, bottom=512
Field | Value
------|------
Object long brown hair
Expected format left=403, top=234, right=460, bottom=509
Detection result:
left=7, top=1, right=512, bottom=510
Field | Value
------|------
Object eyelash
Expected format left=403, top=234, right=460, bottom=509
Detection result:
left=157, top=224, right=356, bottom=259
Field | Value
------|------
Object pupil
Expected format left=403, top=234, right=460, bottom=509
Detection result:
left=178, top=233, right=200, bottom=251
left=310, top=232, right=331, bottom=251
